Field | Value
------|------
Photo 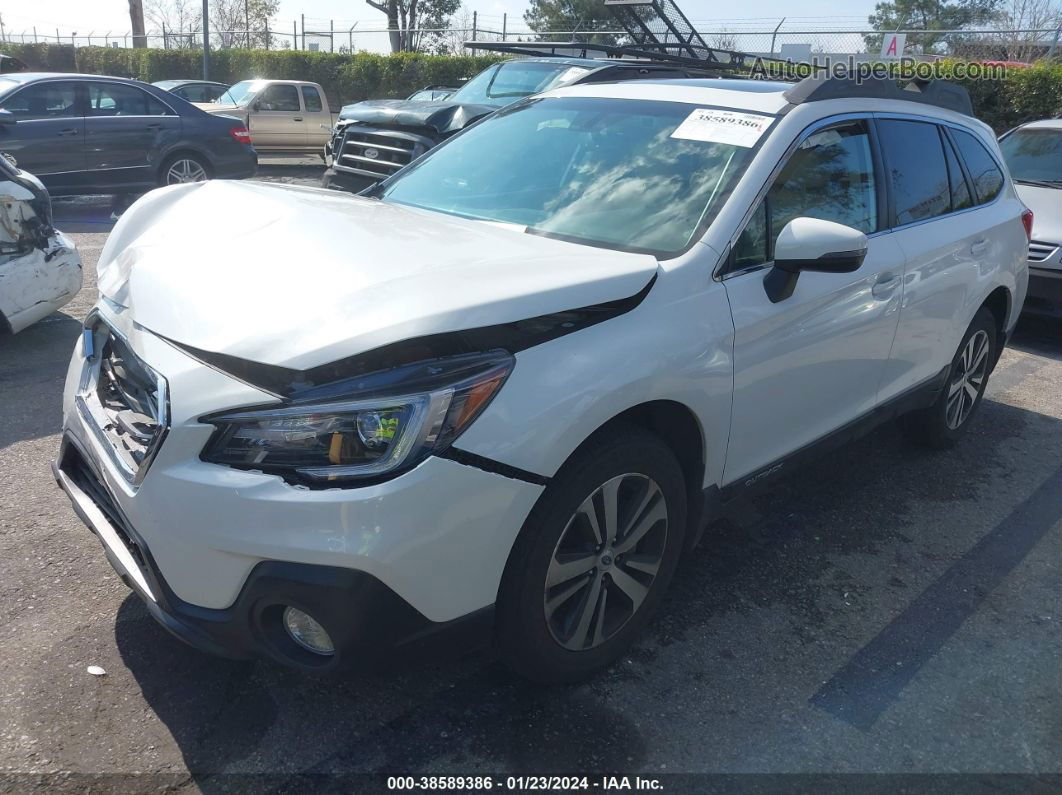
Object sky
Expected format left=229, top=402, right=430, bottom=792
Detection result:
left=0, top=1, right=880, bottom=48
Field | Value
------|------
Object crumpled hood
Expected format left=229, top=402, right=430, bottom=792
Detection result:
left=336, top=99, right=497, bottom=136
left=1014, top=183, right=1062, bottom=244
left=97, top=180, right=658, bottom=370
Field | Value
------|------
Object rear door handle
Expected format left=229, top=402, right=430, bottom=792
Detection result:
left=970, top=238, right=989, bottom=256
left=293, top=117, right=303, bottom=122
left=58, top=128, right=79, bottom=136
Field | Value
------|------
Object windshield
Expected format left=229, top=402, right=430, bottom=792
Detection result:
left=381, top=97, right=763, bottom=256
left=217, top=80, right=259, bottom=106
left=1000, top=128, right=1062, bottom=185
left=451, top=62, right=591, bottom=108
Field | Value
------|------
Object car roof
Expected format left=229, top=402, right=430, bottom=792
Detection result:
left=546, top=79, right=796, bottom=114
left=1017, top=119, right=1062, bottom=131
left=0, top=72, right=146, bottom=85
left=153, top=79, right=227, bottom=87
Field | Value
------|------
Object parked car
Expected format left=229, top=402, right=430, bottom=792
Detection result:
left=0, top=157, right=80, bottom=334
left=195, top=79, right=337, bottom=155
left=0, top=73, right=257, bottom=195
left=0, top=54, right=28, bottom=74
left=54, top=74, right=1027, bottom=682
left=999, top=120, right=1062, bottom=317
left=152, top=79, right=230, bottom=104
left=321, top=56, right=702, bottom=192
left=406, top=84, right=460, bottom=102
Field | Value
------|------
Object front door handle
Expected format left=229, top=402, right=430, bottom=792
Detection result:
left=871, top=272, right=900, bottom=299
left=970, top=238, right=989, bottom=257
left=57, top=128, right=79, bottom=136
left=293, top=117, right=303, bottom=122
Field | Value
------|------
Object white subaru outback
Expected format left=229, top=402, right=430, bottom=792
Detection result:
left=55, top=73, right=1029, bottom=682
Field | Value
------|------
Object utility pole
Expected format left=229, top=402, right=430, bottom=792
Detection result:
left=293, top=20, right=297, bottom=49
left=472, top=11, right=477, bottom=41
left=502, top=13, right=507, bottom=41
left=202, top=0, right=210, bottom=80
left=245, top=0, right=250, bottom=48
left=301, top=14, right=305, bottom=50
left=0, top=14, right=6, bottom=44
left=330, top=19, right=334, bottom=52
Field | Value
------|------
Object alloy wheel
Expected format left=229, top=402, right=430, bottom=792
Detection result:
left=543, top=473, right=668, bottom=651
left=165, top=159, right=208, bottom=184
left=946, top=329, right=990, bottom=429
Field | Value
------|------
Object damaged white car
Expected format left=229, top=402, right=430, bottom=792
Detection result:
left=0, top=157, right=81, bottom=335
left=55, top=75, right=1026, bottom=682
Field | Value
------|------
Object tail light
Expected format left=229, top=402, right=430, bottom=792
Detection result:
left=229, top=126, right=252, bottom=144
left=1021, top=208, right=1034, bottom=241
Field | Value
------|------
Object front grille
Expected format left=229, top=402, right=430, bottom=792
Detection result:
left=1028, top=240, right=1058, bottom=262
left=335, top=125, right=434, bottom=181
left=76, top=319, right=168, bottom=486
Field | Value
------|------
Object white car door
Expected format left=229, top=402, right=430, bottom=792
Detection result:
left=249, top=84, right=306, bottom=149
left=299, top=85, right=332, bottom=149
left=721, top=117, right=905, bottom=485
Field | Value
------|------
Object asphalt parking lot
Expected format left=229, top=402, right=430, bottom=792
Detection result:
left=2, top=160, right=1062, bottom=791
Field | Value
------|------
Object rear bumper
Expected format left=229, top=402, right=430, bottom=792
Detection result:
left=1023, top=266, right=1062, bottom=317
left=53, top=437, right=494, bottom=670
left=212, top=145, right=258, bottom=180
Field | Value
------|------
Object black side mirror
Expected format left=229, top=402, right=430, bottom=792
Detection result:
left=764, top=217, right=868, bottom=303
left=0, top=110, right=17, bottom=126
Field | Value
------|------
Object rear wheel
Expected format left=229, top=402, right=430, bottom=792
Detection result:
left=496, top=426, right=687, bottom=683
left=160, top=153, right=210, bottom=186
left=900, top=307, right=997, bottom=448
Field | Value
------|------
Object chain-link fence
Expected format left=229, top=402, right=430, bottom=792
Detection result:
left=1, top=15, right=1061, bottom=61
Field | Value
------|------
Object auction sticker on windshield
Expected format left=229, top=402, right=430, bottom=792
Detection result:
left=671, top=109, right=773, bottom=147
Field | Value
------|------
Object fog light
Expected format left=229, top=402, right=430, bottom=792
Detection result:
left=282, top=607, right=335, bottom=656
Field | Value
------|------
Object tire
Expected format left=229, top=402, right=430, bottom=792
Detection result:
left=496, top=425, right=687, bottom=683
left=900, top=306, right=997, bottom=449
left=159, top=153, right=211, bottom=186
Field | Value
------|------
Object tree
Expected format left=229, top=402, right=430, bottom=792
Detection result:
left=983, top=0, right=1062, bottom=60
left=866, top=0, right=1002, bottom=53
left=129, top=0, right=148, bottom=48
left=365, top=0, right=461, bottom=52
left=210, top=0, right=280, bottom=48
left=146, top=0, right=201, bottom=48
left=524, top=0, right=618, bottom=43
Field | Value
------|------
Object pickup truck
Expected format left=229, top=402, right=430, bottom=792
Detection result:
left=196, top=79, right=337, bottom=155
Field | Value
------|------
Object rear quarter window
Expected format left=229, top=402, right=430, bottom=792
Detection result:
left=952, top=128, right=1005, bottom=204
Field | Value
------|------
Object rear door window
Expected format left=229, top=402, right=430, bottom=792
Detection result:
left=877, top=119, right=951, bottom=226
left=952, top=128, right=1004, bottom=204
left=86, top=82, right=172, bottom=116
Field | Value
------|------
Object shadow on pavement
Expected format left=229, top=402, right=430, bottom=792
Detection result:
left=0, top=313, right=82, bottom=448
left=111, top=391, right=1062, bottom=782
left=52, top=197, right=121, bottom=234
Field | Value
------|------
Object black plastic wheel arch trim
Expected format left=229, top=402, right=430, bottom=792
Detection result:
left=160, top=275, right=656, bottom=400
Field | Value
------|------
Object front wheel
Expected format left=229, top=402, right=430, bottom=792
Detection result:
left=900, top=307, right=997, bottom=448
left=496, top=425, right=687, bottom=683
left=160, top=153, right=211, bottom=186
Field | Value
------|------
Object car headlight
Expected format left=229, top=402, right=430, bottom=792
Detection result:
left=200, top=351, right=513, bottom=484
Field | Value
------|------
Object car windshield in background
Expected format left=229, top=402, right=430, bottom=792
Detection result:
left=381, top=97, right=760, bottom=256
left=1000, top=128, right=1062, bottom=185
left=451, top=62, right=591, bottom=108
left=217, top=80, right=262, bottom=106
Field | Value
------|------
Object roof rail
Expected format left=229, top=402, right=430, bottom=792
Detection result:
left=783, top=74, right=974, bottom=116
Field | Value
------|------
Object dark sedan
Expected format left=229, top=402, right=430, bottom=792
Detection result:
left=0, top=73, right=257, bottom=195
left=153, top=79, right=230, bottom=103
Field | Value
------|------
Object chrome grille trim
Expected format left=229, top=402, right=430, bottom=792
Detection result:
left=1028, top=240, right=1058, bottom=263
left=334, top=124, right=435, bottom=180
left=76, top=313, right=169, bottom=487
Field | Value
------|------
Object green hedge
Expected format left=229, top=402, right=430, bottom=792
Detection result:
left=0, top=44, right=501, bottom=109
left=5, top=43, right=1062, bottom=130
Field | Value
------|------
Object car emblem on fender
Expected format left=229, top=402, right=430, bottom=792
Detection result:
left=363, top=147, right=379, bottom=159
